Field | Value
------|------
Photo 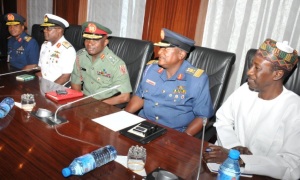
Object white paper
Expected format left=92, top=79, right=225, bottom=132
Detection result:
left=115, top=155, right=147, bottom=177
left=206, top=162, right=253, bottom=178
left=92, top=111, right=145, bottom=131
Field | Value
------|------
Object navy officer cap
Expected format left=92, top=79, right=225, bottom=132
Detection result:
left=154, top=28, right=195, bottom=52
left=5, top=13, right=26, bottom=25
left=40, top=13, right=69, bottom=29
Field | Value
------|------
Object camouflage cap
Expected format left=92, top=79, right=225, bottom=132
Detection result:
left=258, top=39, right=298, bottom=71
left=82, top=21, right=112, bottom=39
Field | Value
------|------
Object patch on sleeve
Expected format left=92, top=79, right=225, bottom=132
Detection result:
left=24, top=36, right=32, bottom=42
left=147, top=60, right=158, bottom=65
left=62, top=41, right=72, bottom=49
left=186, top=67, right=204, bottom=77
left=119, top=64, right=128, bottom=75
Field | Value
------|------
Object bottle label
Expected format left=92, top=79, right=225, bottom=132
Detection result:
left=217, top=171, right=240, bottom=180
left=71, top=154, right=96, bottom=175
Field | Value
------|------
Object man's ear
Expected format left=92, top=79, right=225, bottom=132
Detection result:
left=179, top=50, right=187, bottom=60
left=104, top=38, right=109, bottom=46
left=273, top=69, right=284, bottom=81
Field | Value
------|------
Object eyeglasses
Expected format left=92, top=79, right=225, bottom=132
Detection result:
left=42, top=26, right=61, bottom=31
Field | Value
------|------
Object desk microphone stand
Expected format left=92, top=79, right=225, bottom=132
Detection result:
left=196, top=117, right=207, bottom=180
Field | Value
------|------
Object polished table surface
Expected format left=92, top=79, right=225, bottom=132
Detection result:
left=0, top=60, right=272, bottom=179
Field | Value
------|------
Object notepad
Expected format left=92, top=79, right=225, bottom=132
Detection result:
left=16, top=74, right=35, bottom=81
left=45, top=88, right=84, bottom=102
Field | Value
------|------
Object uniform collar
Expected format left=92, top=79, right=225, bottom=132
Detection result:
left=159, top=60, right=189, bottom=81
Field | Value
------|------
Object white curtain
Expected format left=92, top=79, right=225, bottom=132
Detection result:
left=202, top=0, right=300, bottom=99
left=27, top=0, right=53, bottom=35
left=87, top=0, right=146, bottom=39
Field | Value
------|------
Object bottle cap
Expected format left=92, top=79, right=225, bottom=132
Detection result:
left=228, top=149, right=240, bottom=160
left=62, top=167, right=71, bottom=177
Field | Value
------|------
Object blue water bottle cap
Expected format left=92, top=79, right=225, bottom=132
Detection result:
left=228, top=149, right=240, bottom=160
left=62, top=167, right=72, bottom=177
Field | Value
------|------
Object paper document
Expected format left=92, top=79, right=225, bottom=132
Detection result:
left=92, top=111, right=145, bottom=131
left=206, top=162, right=253, bottom=178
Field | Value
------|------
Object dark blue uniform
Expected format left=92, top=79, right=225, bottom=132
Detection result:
left=136, top=60, right=214, bottom=131
left=7, top=32, right=39, bottom=69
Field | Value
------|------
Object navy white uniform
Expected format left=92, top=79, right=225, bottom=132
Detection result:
left=38, top=36, right=76, bottom=82
left=7, top=32, right=39, bottom=69
left=136, top=60, right=214, bottom=131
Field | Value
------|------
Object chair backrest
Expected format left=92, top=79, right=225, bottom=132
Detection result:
left=31, top=24, right=84, bottom=51
left=107, top=36, right=154, bottom=93
left=240, top=49, right=300, bottom=96
left=31, top=24, right=154, bottom=94
left=187, top=46, right=236, bottom=112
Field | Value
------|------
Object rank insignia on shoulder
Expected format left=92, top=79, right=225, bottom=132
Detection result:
left=62, top=41, right=72, bottom=49
left=76, top=48, right=86, bottom=55
left=24, top=36, right=32, bottom=42
left=186, top=67, right=204, bottom=77
left=147, top=60, right=158, bottom=65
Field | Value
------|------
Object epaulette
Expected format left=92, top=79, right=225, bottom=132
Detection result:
left=24, top=36, right=32, bottom=42
left=186, top=67, right=204, bottom=78
left=76, top=48, right=86, bottom=56
left=107, top=54, right=119, bottom=65
left=147, top=60, right=158, bottom=65
left=62, top=41, right=72, bottom=49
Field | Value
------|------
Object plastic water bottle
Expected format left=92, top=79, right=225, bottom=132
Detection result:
left=217, top=149, right=241, bottom=180
left=62, top=145, right=117, bottom=177
left=0, top=97, right=15, bottom=118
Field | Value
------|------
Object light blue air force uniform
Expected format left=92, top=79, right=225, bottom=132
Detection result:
left=136, top=60, right=214, bottom=131
left=7, top=32, right=39, bottom=69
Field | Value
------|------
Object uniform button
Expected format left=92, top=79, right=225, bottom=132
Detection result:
left=155, top=102, right=158, bottom=106
left=155, top=116, right=159, bottom=120
left=91, top=67, right=94, bottom=70
left=162, top=90, right=165, bottom=93
left=91, top=82, right=94, bottom=84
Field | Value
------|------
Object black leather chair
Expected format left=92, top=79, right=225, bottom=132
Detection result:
left=107, top=36, right=154, bottom=94
left=187, top=46, right=236, bottom=142
left=240, top=49, right=300, bottom=96
left=31, top=24, right=84, bottom=51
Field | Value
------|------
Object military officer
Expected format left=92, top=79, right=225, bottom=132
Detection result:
left=5, top=13, right=39, bottom=70
left=37, top=14, right=76, bottom=85
left=125, top=28, right=214, bottom=136
left=71, top=21, right=132, bottom=105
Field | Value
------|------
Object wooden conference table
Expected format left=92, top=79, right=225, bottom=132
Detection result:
left=0, top=60, right=272, bottom=179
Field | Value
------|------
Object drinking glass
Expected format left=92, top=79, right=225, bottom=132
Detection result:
left=21, top=93, right=36, bottom=112
left=127, top=145, right=146, bottom=171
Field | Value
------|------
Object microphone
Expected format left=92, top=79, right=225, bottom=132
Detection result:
left=51, top=85, right=121, bottom=125
left=0, top=66, right=40, bottom=76
left=196, top=117, right=208, bottom=180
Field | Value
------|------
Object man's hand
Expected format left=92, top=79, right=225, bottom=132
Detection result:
left=232, top=146, right=252, bottom=155
left=203, top=145, right=229, bottom=164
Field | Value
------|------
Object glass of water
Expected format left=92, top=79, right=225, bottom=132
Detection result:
left=21, top=93, right=36, bottom=112
left=127, top=145, right=146, bottom=171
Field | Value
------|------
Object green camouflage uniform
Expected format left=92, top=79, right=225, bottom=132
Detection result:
left=71, top=46, right=132, bottom=100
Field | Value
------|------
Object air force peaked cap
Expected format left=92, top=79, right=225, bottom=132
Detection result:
left=154, top=28, right=195, bottom=52
left=40, top=14, right=69, bottom=29
left=5, top=13, right=26, bottom=25
left=82, top=21, right=112, bottom=39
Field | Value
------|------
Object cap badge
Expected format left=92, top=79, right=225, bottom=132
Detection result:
left=7, top=14, right=14, bottom=21
left=160, top=29, right=165, bottom=39
left=88, top=23, right=97, bottom=33
left=44, top=16, right=48, bottom=23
